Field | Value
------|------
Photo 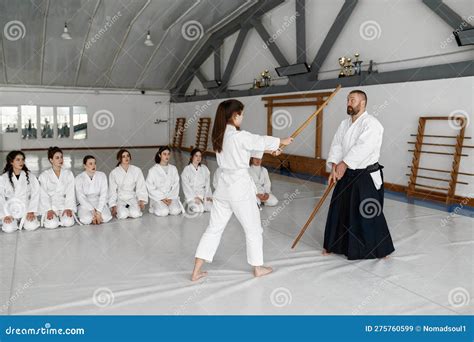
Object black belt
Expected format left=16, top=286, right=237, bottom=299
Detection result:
left=366, top=162, right=383, bottom=173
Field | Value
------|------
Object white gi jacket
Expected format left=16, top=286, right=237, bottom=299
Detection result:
left=38, top=168, right=76, bottom=213
left=146, top=164, right=180, bottom=202
left=327, top=111, right=384, bottom=189
left=0, top=171, right=40, bottom=219
left=75, top=171, right=109, bottom=213
left=214, top=125, right=280, bottom=201
left=249, top=165, right=272, bottom=194
left=181, top=164, right=212, bottom=202
left=108, top=165, right=148, bottom=207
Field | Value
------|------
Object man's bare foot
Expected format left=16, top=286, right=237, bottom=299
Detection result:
left=191, top=271, right=208, bottom=281
left=254, top=266, right=273, bottom=277
left=322, top=249, right=331, bottom=256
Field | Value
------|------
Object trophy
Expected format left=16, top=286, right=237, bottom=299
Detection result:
left=338, top=57, right=347, bottom=78
left=353, top=53, right=363, bottom=76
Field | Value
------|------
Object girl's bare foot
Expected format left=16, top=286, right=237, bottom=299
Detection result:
left=322, top=249, right=331, bottom=256
left=191, top=257, right=207, bottom=281
left=191, top=271, right=208, bottom=281
left=254, top=266, right=273, bottom=277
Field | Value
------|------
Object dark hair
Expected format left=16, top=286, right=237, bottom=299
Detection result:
left=47, top=146, right=63, bottom=162
left=212, top=99, right=244, bottom=153
left=83, top=155, right=95, bottom=165
left=155, top=146, right=171, bottom=164
left=116, top=149, right=131, bottom=167
left=349, top=90, right=367, bottom=105
left=189, top=148, right=203, bottom=165
left=2, top=151, right=30, bottom=188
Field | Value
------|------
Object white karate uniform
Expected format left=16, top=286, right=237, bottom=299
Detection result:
left=249, top=165, right=278, bottom=207
left=212, top=167, right=222, bottom=191
left=75, top=171, right=112, bottom=225
left=146, top=164, right=182, bottom=216
left=181, top=164, right=213, bottom=213
left=195, top=124, right=280, bottom=266
left=0, top=171, right=40, bottom=232
left=109, top=165, right=148, bottom=219
left=327, top=111, right=384, bottom=190
left=38, top=168, right=76, bottom=229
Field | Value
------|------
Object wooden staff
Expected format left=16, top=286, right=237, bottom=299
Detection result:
left=278, top=84, right=342, bottom=150
left=291, top=181, right=336, bottom=249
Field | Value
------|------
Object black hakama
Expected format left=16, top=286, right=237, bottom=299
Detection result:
left=323, top=163, right=395, bottom=260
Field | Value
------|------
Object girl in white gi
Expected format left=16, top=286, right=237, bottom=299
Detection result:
left=181, top=148, right=212, bottom=213
left=109, top=149, right=148, bottom=219
left=0, top=151, right=40, bottom=232
left=249, top=154, right=278, bottom=207
left=75, top=155, right=112, bottom=225
left=146, top=146, right=182, bottom=217
left=191, top=99, right=293, bottom=280
left=39, top=146, right=76, bottom=228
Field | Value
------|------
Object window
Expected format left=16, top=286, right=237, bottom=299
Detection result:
left=21, top=105, right=37, bottom=139
left=0, top=105, right=89, bottom=141
left=73, top=106, right=87, bottom=140
left=0, top=106, right=19, bottom=133
left=57, top=107, right=70, bottom=138
left=40, top=107, right=54, bottom=139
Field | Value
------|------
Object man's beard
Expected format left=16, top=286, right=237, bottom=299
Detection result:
left=347, top=105, right=360, bottom=116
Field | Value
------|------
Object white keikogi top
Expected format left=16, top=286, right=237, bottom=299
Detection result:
left=327, top=111, right=383, bottom=189
left=214, top=124, right=279, bottom=201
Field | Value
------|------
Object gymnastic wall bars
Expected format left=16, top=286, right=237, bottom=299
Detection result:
left=261, top=85, right=341, bottom=173
left=407, top=115, right=473, bottom=205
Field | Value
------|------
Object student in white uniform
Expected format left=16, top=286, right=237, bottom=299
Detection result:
left=109, top=149, right=148, bottom=220
left=249, top=154, right=278, bottom=207
left=0, top=151, right=40, bottom=232
left=324, top=90, right=394, bottom=260
left=39, top=146, right=76, bottom=228
left=146, top=146, right=182, bottom=217
left=191, top=99, right=293, bottom=281
left=75, top=155, right=112, bottom=225
left=181, top=148, right=213, bottom=213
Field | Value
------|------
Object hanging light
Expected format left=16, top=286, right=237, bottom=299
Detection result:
left=144, top=30, right=154, bottom=47
left=61, top=22, right=72, bottom=40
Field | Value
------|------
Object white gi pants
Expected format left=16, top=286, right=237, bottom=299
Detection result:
left=149, top=199, right=182, bottom=217
left=115, top=200, right=142, bottom=220
left=43, top=211, right=75, bottom=229
left=195, top=197, right=264, bottom=266
left=78, top=206, right=112, bottom=225
left=2, top=216, right=40, bottom=233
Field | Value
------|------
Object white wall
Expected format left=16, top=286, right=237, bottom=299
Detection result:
left=188, top=0, right=473, bottom=93
left=172, top=76, right=474, bottom=197
left=0, top=87, right=170, bottom=151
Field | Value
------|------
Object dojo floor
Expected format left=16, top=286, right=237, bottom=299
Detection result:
left=0, top=149, right=472, bottom=315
